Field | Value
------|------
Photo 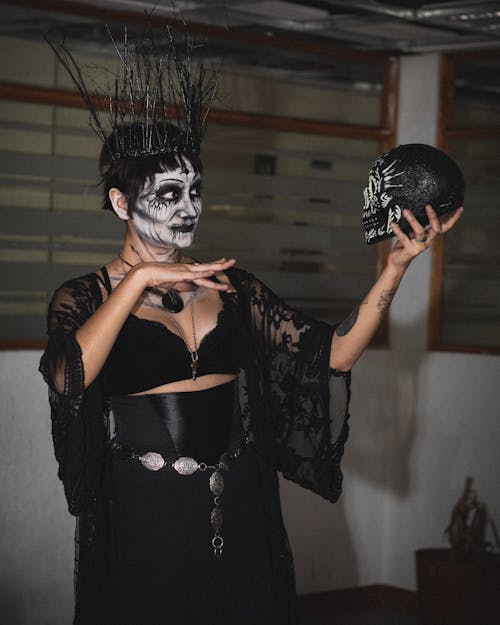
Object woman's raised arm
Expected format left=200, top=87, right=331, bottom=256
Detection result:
left=329, top=205, right=464, bottom=371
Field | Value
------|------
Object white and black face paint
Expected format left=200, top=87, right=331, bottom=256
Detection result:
left=131, top=162, right=202, bottom=249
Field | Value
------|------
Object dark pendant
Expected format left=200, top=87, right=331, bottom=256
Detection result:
left=191, top=357, right=199, bottom=381
left=161, top=289, right=184, bottom=313
left=211, top=506, right=223, bottom=532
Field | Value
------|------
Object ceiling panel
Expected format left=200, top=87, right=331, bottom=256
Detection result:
left=0, top=0, right=498, bottom=94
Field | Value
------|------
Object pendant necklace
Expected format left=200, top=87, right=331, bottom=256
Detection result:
left=119, top=253, right=200, bottom=379
left=161, top=289, right=184, bottom=314
left=163, top=296, right=199, bottom=380
left=119, top=251, right=186, bottom=314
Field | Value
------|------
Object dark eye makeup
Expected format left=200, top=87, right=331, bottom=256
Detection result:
left=155, top=183, right=181, bottom=199
left=153, top=174, right=202, bottom=204
left=190, top=182, right=202, bottom=197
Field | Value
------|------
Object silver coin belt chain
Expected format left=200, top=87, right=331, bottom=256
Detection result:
left=131, top=448, right=238, bottom=557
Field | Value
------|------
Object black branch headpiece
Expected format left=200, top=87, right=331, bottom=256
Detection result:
left=46, top=25, right=218, bottom=166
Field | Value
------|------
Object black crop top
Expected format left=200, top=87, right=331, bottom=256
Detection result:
left=99, top=267, right=249, bottom=396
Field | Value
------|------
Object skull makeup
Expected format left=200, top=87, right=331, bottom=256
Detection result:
left=131, top=162, right=202, bottom=249
left=362, top=144, right=465, bottom=245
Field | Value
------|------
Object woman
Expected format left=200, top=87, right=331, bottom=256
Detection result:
left=40, top=30, right=463, bottom=625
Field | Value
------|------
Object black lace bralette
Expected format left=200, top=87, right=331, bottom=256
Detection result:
left=98, top=267, right=249, bottom=396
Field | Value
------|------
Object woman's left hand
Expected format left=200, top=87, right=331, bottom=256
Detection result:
left=389, top=204, right=464, bottom=269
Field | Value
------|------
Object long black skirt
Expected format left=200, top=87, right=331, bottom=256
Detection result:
left=110, top=418, right=277, bottom=624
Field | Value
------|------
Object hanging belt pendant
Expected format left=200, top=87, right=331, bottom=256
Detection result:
left=209, top=470, right=225, bottom=557
left=126, top=445, right=240, bottom=558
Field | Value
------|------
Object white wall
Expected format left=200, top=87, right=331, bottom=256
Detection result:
left=1, top=54, right=500, bottom=625
left=0, top=351, right=74, bottom=625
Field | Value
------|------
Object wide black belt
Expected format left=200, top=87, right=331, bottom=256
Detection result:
left=110, top=380, right=246, bottom=557
left=110, top=379, right=241, bottom=464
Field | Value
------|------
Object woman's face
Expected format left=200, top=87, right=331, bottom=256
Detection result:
left=131, top=160, right=202, bottom=249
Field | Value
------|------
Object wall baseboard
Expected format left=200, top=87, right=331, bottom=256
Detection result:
left=297, top=584, right=417, bottom=617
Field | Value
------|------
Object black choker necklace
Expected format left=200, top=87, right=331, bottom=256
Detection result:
left=119, top=253, right=186, bottom=314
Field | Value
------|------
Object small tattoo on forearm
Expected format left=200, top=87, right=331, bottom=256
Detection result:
left=335, top=306, right=359, bottom=337
left=377, top=289, right=396, bottom=319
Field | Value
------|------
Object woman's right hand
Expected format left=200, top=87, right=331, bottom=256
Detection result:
left=130, top=257, right=237, bottom=292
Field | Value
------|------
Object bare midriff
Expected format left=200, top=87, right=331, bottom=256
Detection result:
left=131, top=373, right=237, bottom=395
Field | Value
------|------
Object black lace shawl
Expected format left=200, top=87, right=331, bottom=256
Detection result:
left=39, top=266, right=351, bottom=625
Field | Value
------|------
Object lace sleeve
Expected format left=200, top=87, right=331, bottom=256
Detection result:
left=39, top=275, right=101, bottom=396
left=231, top=268, right=351, bottom=503
left=39, top=274, right=107, bottom=516
left=245, top=272, right=327, bottom=355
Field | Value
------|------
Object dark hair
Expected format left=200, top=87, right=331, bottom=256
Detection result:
left=99, top=122, right=203, bottom=212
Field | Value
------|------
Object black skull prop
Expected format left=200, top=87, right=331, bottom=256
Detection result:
left=362, top=144, right=465, bottom=245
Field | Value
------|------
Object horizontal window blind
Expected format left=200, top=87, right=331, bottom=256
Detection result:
left=0, top=31, right=388, bottom=344
left=0, top=102, right=379, bottom=342
left=440, top=137, right=500, bottom=349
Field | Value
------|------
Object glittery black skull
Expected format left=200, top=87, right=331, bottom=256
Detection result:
left=362, top=143, right=465, bottom=245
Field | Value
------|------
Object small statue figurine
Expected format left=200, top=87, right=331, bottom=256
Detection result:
left=445, top=476, right=499, bottom=560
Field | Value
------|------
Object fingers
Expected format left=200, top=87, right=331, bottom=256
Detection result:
left=424, top=204, right=442, bottom=237
left=169, top=279, right=229, bottom=291
left=440, top=206, right=464, bottom=233
left=403, top=204, right=464, bottom=241
left=402, top=208, right=428, bottom=242
left=389, top=205, right=463, bottom=269
left=390, top=221, right=410, bottom=246
left=192, top=277, right=230, bottom=291
left=155, top=269, right=216, bottom=288
left=187, top=258, right=236, bottom=273
left=172, top=276, right=231, bottom=291
left=155, top=258, right=236, bottom=290
left=391, top=216, right=429, bottom=258
left=397, top=206, right=441, bottom=248
left=392, top=204, right=464, bottom=251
